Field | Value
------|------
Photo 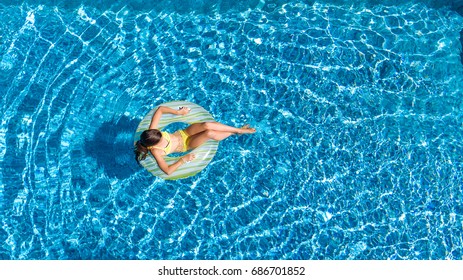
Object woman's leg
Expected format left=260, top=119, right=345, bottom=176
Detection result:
left=183, top=123, right=207, bottom=136
left=186, top=130, right=235, bottom=149
left=185, top=122, right=255, bottom=136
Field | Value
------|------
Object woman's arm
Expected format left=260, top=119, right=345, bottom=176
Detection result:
left=149, top=106, right=190, bottom=129
left=152, top=151, right=195, bottom=175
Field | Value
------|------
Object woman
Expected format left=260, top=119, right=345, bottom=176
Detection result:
left=134, top=105, right=255, bottom=175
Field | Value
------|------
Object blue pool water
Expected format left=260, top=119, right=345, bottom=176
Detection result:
left=1, top=0, right=463, bottom=260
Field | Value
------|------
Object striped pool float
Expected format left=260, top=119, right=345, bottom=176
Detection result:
left=134, top=101, right=219, bottom=180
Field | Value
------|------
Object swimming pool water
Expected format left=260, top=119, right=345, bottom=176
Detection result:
left=1, top=0, right=463, bottom=259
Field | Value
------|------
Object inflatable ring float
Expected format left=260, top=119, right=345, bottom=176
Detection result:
left=134, top=101, right=219, bottom=180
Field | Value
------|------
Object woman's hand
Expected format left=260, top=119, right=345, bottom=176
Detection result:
left=182, top=153, right=196, bottom=163
left=178, top=107, right=191, bottom=115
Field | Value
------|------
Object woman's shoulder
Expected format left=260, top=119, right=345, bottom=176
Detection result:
left=150, top=147, right=165, bottom=157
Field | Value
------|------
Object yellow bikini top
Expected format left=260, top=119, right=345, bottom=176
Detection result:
left=149, top=131, right=172, bottom=155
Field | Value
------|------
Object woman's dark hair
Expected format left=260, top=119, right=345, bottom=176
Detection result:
left=134, top=129, right=162, bottom=164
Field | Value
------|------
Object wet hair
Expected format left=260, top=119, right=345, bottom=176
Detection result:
left=134, top=129, right=162, bottom=164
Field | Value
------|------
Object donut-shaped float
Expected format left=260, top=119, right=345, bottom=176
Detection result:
left=134, top=101, right=219, bottom=180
